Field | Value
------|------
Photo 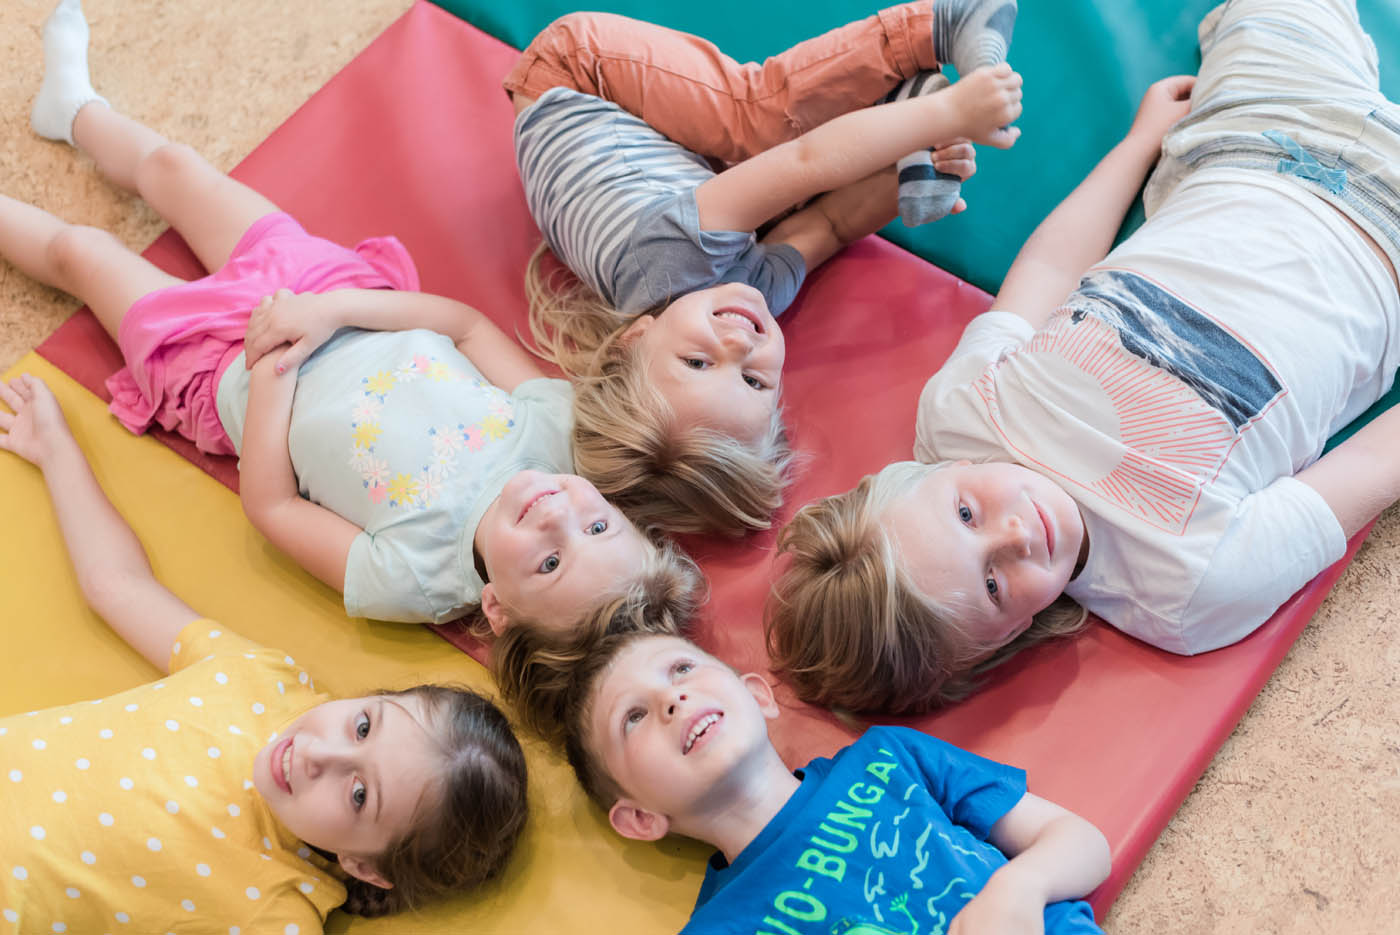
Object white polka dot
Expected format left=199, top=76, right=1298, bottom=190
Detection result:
left=99, top=728, right=113, bottom=739
left=297, top=882, right=314, bottom=894
left=208, top=747, right=221, bottom=759
left=146, top=838, right=161, bottom=852
left=242, top=779, right=253, bottom=790
left=75, top=758, right=90, bottom=770
left=244, top=652, right=255, bottom=659
left=211, top=827, right=226, bottom=839
left=141, top=748, right=156, bottom=760
left=296, top=846, right=311, bottom=859
left=65, top=887, right=79, bottom=898
left=124, top=703, right=138, bottom=712
left=172, top=641, right=181, bottom=654
left=276, top=682, right=286, bottom=695
left=227, top=804, right=240, bottom=817
left=115, top=911, right=130, bottom=923
left=245, top=887, right=260, bottom=900
left=89, top=699, right=102, bottom=705
left=29, top=826, right=45, bottom=840
left=261, top=837, right=272, bottom=850
left=99, top=813, right=114, bottom=826
left=215, top=672, right=229, bottom=685
left=52, top=789, right=67, bottom=803
left=52, top=922, right=66, bottom=933
left=81, top=851, right=96, bottom=865
left=189, top=697, right=204, bottom=707
left=196, top=863, right=211, bottom=877
left=0, top=726, right=5, bottom=734
left=209, top=630, right=222, bottom=638
left=251, top=702, right=265, bottom=715
left=285, top=925, right=299, bottom=935
left=8, top=769, right=21, bottom=782
left=184, top=776, right=199, bottom=788
left=181, top=899, right=195, bottom=912
left=2, top=909, right=15, bottom=922
left=298, top=672, right=309, bottom=685
left=165, top=720, right=179, bottom=731
left=59, top=716, right=73, bottom=725
left=283, top=655, right=295, bottom=665
left=119, top=778, right=134, bottom=790
left=131, top=876, right=146, bottom=888
left=12, top=867, right=27, bottom=881
left=166, top=800, right=179, bottom=814
left=230, top=927, right=241, bottom=935
left=152, top=681, right=165, bottom=690
left=259, top=854, right=271, bottom=861
left=24, top=711, right=36, bottom=716
left=31, top=739, right=45, bottom=750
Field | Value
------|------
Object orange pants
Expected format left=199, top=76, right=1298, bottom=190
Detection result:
left=503, top=4, right=939, bottom=165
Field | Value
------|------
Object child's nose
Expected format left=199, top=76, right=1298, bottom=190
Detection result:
left=994, top=515, right=1032, bottom=558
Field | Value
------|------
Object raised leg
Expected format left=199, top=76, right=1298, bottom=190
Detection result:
left=0, top=193, right=182, bottom=342
left=504, top=4, right=941, bottom=164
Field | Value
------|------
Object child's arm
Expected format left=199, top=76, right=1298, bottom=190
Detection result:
left=762, top=142, right=975, bottom=270
left=695, top=64, right=1021, bottom=236
left=237, top=356, right=361, bottom=593
left=0, top=375, right=199, bottom=673
left=1295, top=402, right=1400, bottom=540
left=949, top=792, right=1111, bottom=934
left=991, top=75, right=1195, bottom=330
left=243, top=289, right=546, bottom=392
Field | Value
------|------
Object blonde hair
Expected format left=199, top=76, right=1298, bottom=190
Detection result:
left=526, top=244, right=792, bottom=536
left=764, top=461, right=1088, bottom=715
left=492, top=537, right=705, bottom=741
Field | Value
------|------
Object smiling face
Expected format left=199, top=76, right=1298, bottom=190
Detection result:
left=252, top=694, right=442, bottom=885
left=587, top=635, right=779, bottom=837
left=626, top=282, right=785, bottom=444
left=474, top=471, right=652, bottom=635
left=884, top=461, right=1086, bottom=654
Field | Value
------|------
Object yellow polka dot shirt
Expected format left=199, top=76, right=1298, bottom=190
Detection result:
left=1, top=620, right=347, bottom=934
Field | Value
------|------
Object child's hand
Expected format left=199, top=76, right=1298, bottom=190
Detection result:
left=244, top=288, right=340, bottom=374
left=946, top=63, right=1023, bottom=149
left=0, top=374, right=74, bottom=469
left=933, top=139, right=977, bottom=214
left=947, top=866, right=1046, bottom=935
left=1126, top=75, right=1196, bottom=149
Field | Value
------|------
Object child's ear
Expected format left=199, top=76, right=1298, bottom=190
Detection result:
left=620, top=314, right=656, bottom=345
left=480, top=584, right=509, bottom=637
left=609, top=799, right=670, bottom=841
left=740, top=672, right=781, bottom=720
left=338, top=853, right=392, bottom=890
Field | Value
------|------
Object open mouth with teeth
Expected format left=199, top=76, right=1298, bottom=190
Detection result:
left=684, top=712, right=722, bottom=754
left=517, top=490, right=557, bottom=524
left=270, top=736, right=294, bottom=794
left=713, top=307, right=763, bottom=334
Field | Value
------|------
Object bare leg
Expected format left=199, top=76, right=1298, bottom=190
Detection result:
left=72, top=102, right=279, bottom=273
left=0, top=193, right=182, bottom=341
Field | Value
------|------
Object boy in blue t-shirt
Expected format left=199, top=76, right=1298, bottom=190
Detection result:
left=562, top=631, right=1109, bottom=933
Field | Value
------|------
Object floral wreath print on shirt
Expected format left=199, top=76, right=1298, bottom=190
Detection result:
left=347, top=354, right=516, bottom=509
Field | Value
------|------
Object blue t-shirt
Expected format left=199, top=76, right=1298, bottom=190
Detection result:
left=683, top=726, right=1103, bottom=935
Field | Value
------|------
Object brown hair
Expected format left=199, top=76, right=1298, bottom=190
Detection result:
left=526, top=244, right=792, bottom=536
left=492, top=540, right=706, bottom=741
left=339, top=685, right=529, bottom=917
left=764, top=461, right=1088, bottom=715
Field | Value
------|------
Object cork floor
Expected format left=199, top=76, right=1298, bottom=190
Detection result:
left=2, top=1, right=1396, bottom=931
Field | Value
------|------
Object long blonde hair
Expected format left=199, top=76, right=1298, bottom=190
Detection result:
left=526, top=244, right=792, bottom=535
left=765, top=461, right=1088, bottom=714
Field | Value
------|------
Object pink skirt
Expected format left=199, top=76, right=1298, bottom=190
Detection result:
left=106, top=212, right=420, bottom=455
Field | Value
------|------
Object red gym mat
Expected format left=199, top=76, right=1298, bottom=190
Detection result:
left=35, top=0, right=1369, bottom=913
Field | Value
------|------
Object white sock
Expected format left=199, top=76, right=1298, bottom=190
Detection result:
left=31, top=0, right=108, bottom=145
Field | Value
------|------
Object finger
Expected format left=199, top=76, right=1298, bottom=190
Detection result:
left=932, top=158, right=976, bottom=181
left=1168, top=74, right=1197, bottom=100
left=0, top=410, right=13, bottom=431
left=950, top=197, right=968, bottom=215
left=276, top=339, right=310, bottom=375
left=0, top=379, right=23, bottom=413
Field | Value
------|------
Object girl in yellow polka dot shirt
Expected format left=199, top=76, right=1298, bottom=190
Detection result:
left=0, top=374, right=530, bottom=932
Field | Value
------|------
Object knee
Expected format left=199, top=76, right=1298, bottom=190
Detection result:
left=46, top=225, right=117, bottom=286
left=134, top=142, right=204, bottom=198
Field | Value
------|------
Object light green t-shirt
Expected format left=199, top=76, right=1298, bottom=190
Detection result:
left=217, top=328, right=574, bottom=622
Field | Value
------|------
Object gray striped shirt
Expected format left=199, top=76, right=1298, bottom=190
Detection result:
left=514, top=87, right=804, bottom=317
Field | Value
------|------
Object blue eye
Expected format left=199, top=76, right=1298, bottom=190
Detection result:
left=958, top=505, right=973, bottom=523
left=352, top=779, right=367, bottom=811
left=985, top=575, right=999, bottom=599
left=355, top=712, right=370, bottom=740
left=683, top=358, right=706, bottom=369
left=625, top=708, right=645, bottom=726
left=587, top=520, right=607, bottom=535
left=673, top=661, right=694, bottom=675
left=538, top=554, right=560, bottom=574
left=743, top=374, right=763, bottom=389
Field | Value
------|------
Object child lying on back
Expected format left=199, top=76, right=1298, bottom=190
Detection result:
left=556, top=630, right=1110, bottom=933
